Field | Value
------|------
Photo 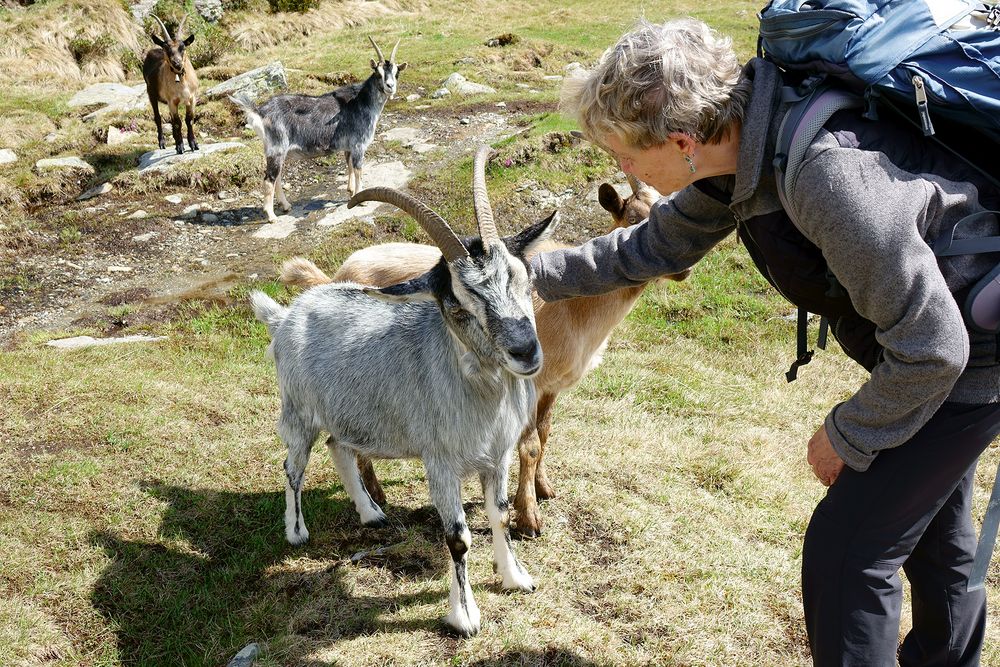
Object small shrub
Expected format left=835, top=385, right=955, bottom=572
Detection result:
left=267, top=0, right=319, bottom=12
left=68, top=34, right=117, bottom=65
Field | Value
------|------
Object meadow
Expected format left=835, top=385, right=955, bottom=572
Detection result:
left=2, top=0, right=999, bottom=665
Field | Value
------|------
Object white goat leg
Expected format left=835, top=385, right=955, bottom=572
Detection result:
left=430, top=469, right=480, bottom=636
left=483, top=472, right=535, bottom=591
left=280, top=429, right=314, bottom=545
left=327, top=441, right=388, bottom=526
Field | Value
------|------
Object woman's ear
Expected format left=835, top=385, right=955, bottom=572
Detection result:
left=667, top=132, right=697, bottom=156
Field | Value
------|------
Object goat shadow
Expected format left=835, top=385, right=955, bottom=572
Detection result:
left=89, top=480, right=475, bottom=666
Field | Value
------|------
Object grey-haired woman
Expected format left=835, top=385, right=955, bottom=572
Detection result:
left=530, top=17, right=1000, bottom=666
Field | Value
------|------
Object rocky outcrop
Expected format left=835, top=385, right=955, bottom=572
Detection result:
left=204, top=62, right=287, bottom=100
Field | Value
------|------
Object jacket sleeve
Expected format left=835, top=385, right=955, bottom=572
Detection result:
left=530, top=182, right=736, bottom=301
left=792, top=140, right=969, bottom=472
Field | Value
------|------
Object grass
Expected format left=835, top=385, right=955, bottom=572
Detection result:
left=3, top=0, right=1000, bottom=665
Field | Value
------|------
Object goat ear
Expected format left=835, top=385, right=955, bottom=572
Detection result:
left=151, top=34, right=167, bottom=48
left=370, top=58, right=379, bottom=71
left=597, top=183, right=625, bottom=217
left=396, top=62, right=407, bottom=72
left=183, top=33, right=195, bottom=46
left=363, top=273, right=436, bottom=303
left=506, top=210, right=559, bottom=258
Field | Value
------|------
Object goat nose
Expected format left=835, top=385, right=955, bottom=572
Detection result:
left=509, top=339, right=541, bottom=365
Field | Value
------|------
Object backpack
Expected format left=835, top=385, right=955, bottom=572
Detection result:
left=755, top=0, right=1000, bottom=381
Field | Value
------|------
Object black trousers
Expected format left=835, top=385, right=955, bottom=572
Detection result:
left=802, top=401, right=1000, bottom=667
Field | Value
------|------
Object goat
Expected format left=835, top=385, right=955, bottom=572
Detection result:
left=280, top=175, right=691, bottom=537
left=252, top=146, right=557, bottom=637
left=143, top=15, right=199, bottom=155
left=231, top=37, right=406, bottom=223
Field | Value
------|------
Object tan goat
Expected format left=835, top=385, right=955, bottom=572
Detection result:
left=143, top=15, right=199, bottom=155
left=279, top=177, right=690, bottom=537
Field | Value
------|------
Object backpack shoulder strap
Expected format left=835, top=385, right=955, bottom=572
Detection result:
left=773, top=82, right=863, bottom=227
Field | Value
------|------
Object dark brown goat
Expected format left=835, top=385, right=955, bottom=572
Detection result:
left=143, top=15, right=199, bottom=155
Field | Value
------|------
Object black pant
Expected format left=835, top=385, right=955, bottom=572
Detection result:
left=802, top=402, right=1000, bottom=667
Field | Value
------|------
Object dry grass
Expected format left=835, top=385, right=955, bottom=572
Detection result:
left=0, top=0, right=146, bottom=89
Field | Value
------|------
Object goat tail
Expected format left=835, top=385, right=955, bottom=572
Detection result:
left=280, top=257, right=334, bottom=289
left=230, top=93, right=266, bottom=140
left=250, top=290, right=287, bottom=333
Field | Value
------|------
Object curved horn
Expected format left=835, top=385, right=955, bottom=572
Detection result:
left=176, top=13, right=190, bottom=40
left=348, top=188, right=469, bottom=262
left=472, top=145, right=499, bottom=248
left=626, top=174, right=643, bottom=194
left=368, top=36, right=385, bottom=62
left=151, top=15, right=172, bottom=41
left=389, top=39, right=400, bottom=62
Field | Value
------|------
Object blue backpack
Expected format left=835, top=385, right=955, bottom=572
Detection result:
left=758, top=0, right=1000, bottom=588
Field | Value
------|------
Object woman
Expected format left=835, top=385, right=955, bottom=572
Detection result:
left=530, top=17, right=1000, bottom=666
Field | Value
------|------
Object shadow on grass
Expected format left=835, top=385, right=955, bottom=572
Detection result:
left=89, top=481, right=453, bottom=666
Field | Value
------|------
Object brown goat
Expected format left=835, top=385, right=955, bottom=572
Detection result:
left=143, top=15, right=199, bottom=155
left=279, top=177, right=690, bottom=537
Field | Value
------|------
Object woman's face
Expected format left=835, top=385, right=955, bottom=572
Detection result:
left=602, top=133, right=693, bottom=195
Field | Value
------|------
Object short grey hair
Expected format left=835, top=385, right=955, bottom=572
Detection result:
left=561, top=18, right=750, bottom=149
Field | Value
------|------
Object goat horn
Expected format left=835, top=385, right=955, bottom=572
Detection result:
left=176, top=14, right=189, bottom=40
left=368, top=36, right=385, bottom=62
left=626, top=174, right=643, bottom=194
left=472, top=145, right=499, bottom=249
left=348, top=188, right=469, bottom=262
left=151, top=15, right=172, bottom=41
left=389, top=39, right=400, bottom=62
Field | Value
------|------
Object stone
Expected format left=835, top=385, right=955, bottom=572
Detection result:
left=380, top=126, right=427, bottom=147
left=204, top=62, right=287, bottom=99
left=442, top=72, right=496, bottom=96
left=194, top=0, right=223, bottom=22
left=252, top=215, right=297, bottom=239
left=132, top=231, right=158, bottom=242
left=459, top=117, right=470, bottom=125
left=431, top=87, right=451, bottom=99
left=164, top=194, right=184, bottom=204
left=35, top=157, right=94, bottom=174
left=77, top=182, right=112, bottom=201
left=68, top=83, right=148, bottom=120
left=0, top=149, right=17, bottom=165
left=127, top=210, right=149, bottom=219
left=405, top=93, right=421, bottom=102
left=201, top=213, right=219, bottom=223
left=106, top=126, right=139, bottom=146
left=543, top=75, right=563, bottom=81
left=107, top=266, right=132, bottom=273
left=47, top=335, right=167, bottom=349
left=139, top=141, right=245, bottom=173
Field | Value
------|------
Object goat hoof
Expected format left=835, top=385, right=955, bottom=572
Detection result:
left=443, top=612, right=480, bottom=638
left=535, top=480, right=556, bottom=500
left=175, top=146, right=184, bottom=155
left=362, top=515, right=389, bottom=529
left=285, top=525, right=310, bottom=545
left=512, top=522, right=541, bottom=540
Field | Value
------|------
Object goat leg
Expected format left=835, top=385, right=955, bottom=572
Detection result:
left=357, top=454, right=387, bottom=505
left=263, top=154, right=282, bottom=222
left=429, top=469, right=480, bottom=636
left=512, top=424, right=543, bottom=538
left=149, top=94, right=165, bottom=150
left=327, top=441, right=388, bottom=526
left=169, top=102, right=184, bottom=155
left=533, top=392, right=557, bottom=500
left=186, top=102, right=198, bottom=152
left=280, top=422, right=317, bottom=546
left=481, top=467, right=535, bottom=592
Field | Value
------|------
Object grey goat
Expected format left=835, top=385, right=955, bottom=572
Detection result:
left=251, top=146, right=557, bottom=636
left=232, top=37, right=406, bottom=222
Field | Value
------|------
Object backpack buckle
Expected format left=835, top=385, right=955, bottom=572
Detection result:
left=986, top=5, right=1000, bottom=29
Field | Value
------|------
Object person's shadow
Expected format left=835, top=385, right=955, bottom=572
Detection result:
left=90, top=481, right=450, bottom=665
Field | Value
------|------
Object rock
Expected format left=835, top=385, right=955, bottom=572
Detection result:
left=381, top=126, right=427, bottom=146
left=194, top=0, right=223, bottom=22
left=69, top=83, right=147, bottom=120
left=0, top=149, right=17, bottom=165
left=204, top=62, right=287, bottom=100
left=127, top=209, right=149, bottom=219
left=179, top=204, right=202, bottom=220
left=543, top=75, right=563, bottom=81
left=431, top=87, right=451, bottom=99
left=132, top=231, right=158, bottom=242
left=412, top=143, right=436, bottom=154
left=77, top=182, right=113, bottom=201
left=442, top=72, right=496, bottom=96
left=47, top=335, right=167, bottom=349
left=565, top=62, right=584, bottom=72
left=164, top=194, right=184, bottom=204
left=106, top=126, right=139, bottom=145
left=138, top=141, right=245, bottom=173
left=252, top=215, right=297, bottom=239
left=35, top=157, right=94, bottom=175
left=459, top=117, right=470, bottom=125
left=405, top=93, right=421, bottom=102
left=201, top=213, right=219, bottom=223
left=130, top=0, right=158, bottom=23
left=108, top=266, right=133, bottom=273
left=495, top=102, right=507, bottom=108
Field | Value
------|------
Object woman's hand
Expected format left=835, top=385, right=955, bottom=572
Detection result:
left=808, top=425, right=845, bottom=486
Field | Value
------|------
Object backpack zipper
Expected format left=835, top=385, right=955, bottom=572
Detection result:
left=911, top=74, right=936, bottom=136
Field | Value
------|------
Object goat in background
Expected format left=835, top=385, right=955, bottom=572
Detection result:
left=143, top=15, right=199, bottom=155
left=253, top=146, right=555, bottom=636
left=231, top=37, right=406, bottom=222
left=280, top=175, right=691, bottom=538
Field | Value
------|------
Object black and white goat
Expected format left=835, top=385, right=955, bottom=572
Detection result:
left=143, top=15, right=199, bottom=155
left=232, top=37, right=406, bottom=222
left=251, top=146, right=557, bottom=636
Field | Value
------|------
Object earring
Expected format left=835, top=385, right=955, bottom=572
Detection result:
left=684, top=154, right=696, bottom=174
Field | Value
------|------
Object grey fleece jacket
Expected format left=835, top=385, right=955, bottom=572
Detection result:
left=530, top=58, right=1000, bottom=472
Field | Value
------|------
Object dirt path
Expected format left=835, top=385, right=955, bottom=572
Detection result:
left=0, top=100, right=616, bottom=345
